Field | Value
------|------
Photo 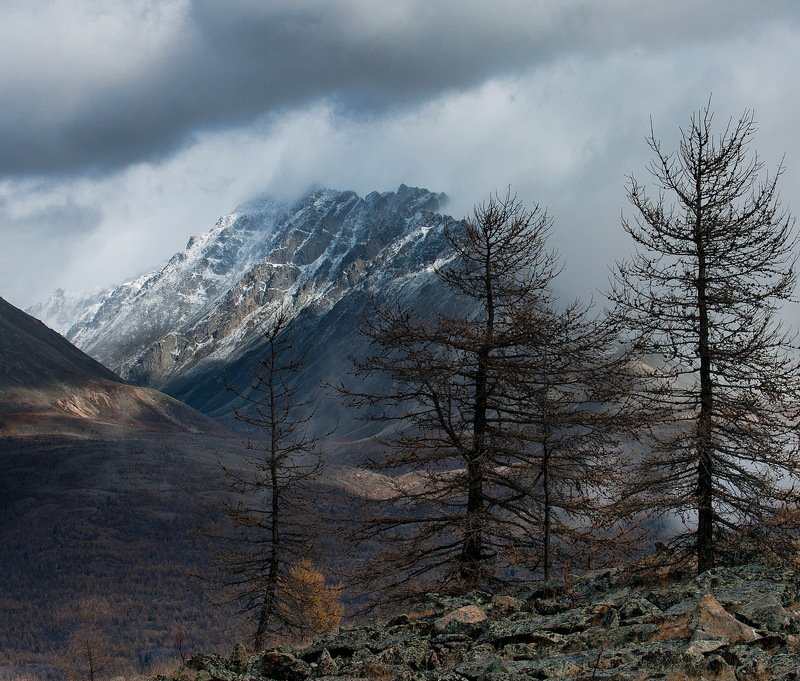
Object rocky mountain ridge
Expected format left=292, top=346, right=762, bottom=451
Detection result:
left=164, top=562, right=800, bottom=681
left=30, top=185, right=456, bottom=429
left=33, top=194, right=288, bottom=378
left=32, top=186, right=451, bottom=382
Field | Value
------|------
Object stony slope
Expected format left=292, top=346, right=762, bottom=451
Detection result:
left=166, top=563, right=800, bottom=681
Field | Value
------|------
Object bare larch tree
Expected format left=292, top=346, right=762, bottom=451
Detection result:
left=218, top=309, right=324, bottom=649
left=609, top=103, right=800, bottom=572
left=349, top=190, right=628, bottom=595
left=510, top=300, right=635, bottom=580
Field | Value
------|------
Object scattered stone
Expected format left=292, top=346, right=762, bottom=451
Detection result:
left=316, top=649, right=338, bottom=675
left=352, top=660, right=396, bottom=680
left=737, top=593, right=790, bottom=631
left=453, top=653, right=503, bottom=681
left=525, top=578, right=566, bottom=600
left=386, top=614, right=410, bottom=627
left=490, top=595, right=524, bottom=616
left=531, top=597, right=569, bottom=615
left=618, top=596, right=662, bottom=622
left=257, top=650, right=310, bottom=681
left=185, top=655, right=215, bottom=671
left=433, top=605, right=488, bottom=633
left=692, top=593, right=759, bottom=645
left=154, top=563, right=800, bottom=681
left=229, top=644, right=249, bottom=671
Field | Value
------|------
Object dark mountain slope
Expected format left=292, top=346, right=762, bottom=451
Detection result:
left=0, top=295, right=120, bottom=388
left=0, top=296, right=375, bottom=677
left=0, top=297, right=249, bottom=672
left=0, top=297, right=226, bottom=437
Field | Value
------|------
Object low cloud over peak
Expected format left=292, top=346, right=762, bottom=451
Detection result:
left=1, top=1, right=799, bottom=310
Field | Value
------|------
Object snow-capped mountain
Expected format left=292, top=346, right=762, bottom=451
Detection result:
left=55, top=196, right=288, bottom=377
left=32, top=185, right=459, bottom=428
left=27, top=287, right=107, bottom=336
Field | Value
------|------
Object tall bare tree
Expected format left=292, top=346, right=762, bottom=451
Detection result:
left=217, top=309, right=324, bottom=649
left=609, top=103, right=800, bottom=572
left=348, top=190, right=629, bottom=594
left=510, top=300, right=635, bottom=579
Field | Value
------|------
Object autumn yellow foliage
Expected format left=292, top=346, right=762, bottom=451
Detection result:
left=278, top=559, right=344, bottom=639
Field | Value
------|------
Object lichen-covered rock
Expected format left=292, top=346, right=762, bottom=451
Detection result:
left=737, top=593, right=791, bottom=631
left=255, top=651, right=310, bottom=681
left=692, top=593, right=759, bottom=645
left=433, top=605, right=488, bottom=634
left=315, top=649, right=338, bottom=676
left=154, top=563, right=800, bottom=681
left=452, top=652, right=503, bottom=681
left=228, top=644, right=249, bottom=672
left=617, top=596, right=662, bottom=623
left=490, top=595, right=525, bottom=616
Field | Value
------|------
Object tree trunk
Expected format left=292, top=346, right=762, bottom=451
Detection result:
left=542, top=438, right=551, bottom=581
left=462, top=344, right=488, bottom=586
left=696, top=286, right=715, bottom=573
left=461, top=457, right=484, bottom=585
left=254, top=474, right=281, bottom=649
left=86, top=643, right=96, bottom=681
left=695, top=160, right=715, bottom=574
left=254, top=357, right=283, bottom=649
left=459, top=243, right=496, bottom=586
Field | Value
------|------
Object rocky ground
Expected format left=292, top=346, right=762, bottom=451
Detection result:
left=161, top=563, right=800, bottom=681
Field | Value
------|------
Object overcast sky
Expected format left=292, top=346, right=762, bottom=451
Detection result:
left=2, top=0, right=799, bottom=310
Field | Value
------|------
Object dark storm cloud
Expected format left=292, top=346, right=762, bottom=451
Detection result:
left=0, top=195, right=102, bottom=237
left=1, top=0, right=798, bottom=178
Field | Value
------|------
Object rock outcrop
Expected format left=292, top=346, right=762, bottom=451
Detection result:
left=162, top=563, right=800, bottom=681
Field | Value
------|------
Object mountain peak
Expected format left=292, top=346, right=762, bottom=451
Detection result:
left=29, top=185, right=459, bottom=427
